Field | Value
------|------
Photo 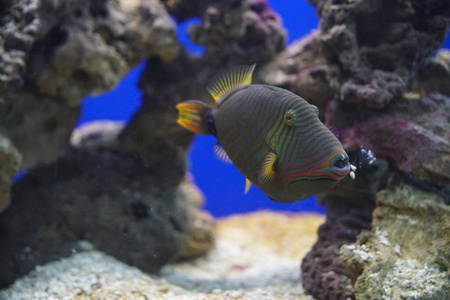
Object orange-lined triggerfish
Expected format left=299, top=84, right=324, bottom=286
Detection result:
left=176, top=65, right=354, bottom=203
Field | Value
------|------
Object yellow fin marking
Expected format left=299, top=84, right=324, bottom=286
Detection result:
left=213, top=144, right=232, bottom=163
left=245, top=178, right=252, bottom=194
left=258, top=152, right=277, bottom=185
left=206, top=65, right=256, bottom=104
left=176, top=101, right=208, bottom=135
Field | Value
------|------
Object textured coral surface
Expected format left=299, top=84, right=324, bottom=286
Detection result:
left=0, top=0, right=449, bottom=298
left=0, top=134, right=21, bottom=212
left=0, top=0, right=287, bottom=290
left=301, top=152, right=389, bottom=300
left=0, top=212, right=324, bottom=299
left=310, top=0, right=450, bottom=108
left=0, top=121, right=213, bottom=287
left=341, top=179, right=450, bottom=300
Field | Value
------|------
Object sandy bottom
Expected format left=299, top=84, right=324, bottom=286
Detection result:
left=0, top=211, right=324, bottom=300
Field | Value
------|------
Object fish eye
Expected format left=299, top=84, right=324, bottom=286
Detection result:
left=332, top=154, right=350, bottom=172
left=333, top=158, right=348, bottom=170
left=284, top=110, right=296, bottom=126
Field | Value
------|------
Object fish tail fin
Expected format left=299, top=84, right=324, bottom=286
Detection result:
left=176, top=100, right=211, bottom=135
left=206, top=64, right=256, bottom=105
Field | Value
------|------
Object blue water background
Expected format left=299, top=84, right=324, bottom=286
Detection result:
left=76, top=1, right=450, bottom=217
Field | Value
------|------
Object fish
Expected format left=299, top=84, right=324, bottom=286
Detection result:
left=176, top=65, right=352, bottom=203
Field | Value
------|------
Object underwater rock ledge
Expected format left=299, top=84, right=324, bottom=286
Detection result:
left=309, top=0, right=450, bottom=109
left=0, top=0, right=179, bottom=170
left=0, top=121, right=215, bottom=288
left=341, top=178, right=450, bottom=300
left=0, top=211, right=325, bottom=300
left=0, top=134, right=21, bottom=213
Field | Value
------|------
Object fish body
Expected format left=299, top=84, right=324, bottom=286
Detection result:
left=176, top=65, right=351, bottom=203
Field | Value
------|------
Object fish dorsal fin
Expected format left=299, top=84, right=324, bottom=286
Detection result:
left=206, top=64, right=256, bottom=105
left=213, top=144, right=232, bottom=163
left=258, top=151, right=278, bottom=185
left=245, top=178, right=252, bottom=194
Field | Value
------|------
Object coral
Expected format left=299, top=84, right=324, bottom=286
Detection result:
left=0, top=0, right=448, bottom=297
left=301, top=150, right=389, bottom=300
left=0, top=0, right=287, bottom=287
left=0, top=134, right=21, bottom=212
left=175, top=175, right=216, bottom=260
left=0, top=211, right=325, bottom=299
left=297, top=2, right=450, bottom=298
left=0, top=0, right=178, bottom=105
left=410, top=49, right=450, bottom=96
left=190, top=0, right=286, bottom=64
left=0, top=121, right=213, bottom=287
left=0, top=0, right=40, bottom=99
left=28, top=0, right=178, bottom=106
left=0, top=92, right=80, bottom=169
left=332, top=93, right=450, bottom=188
left=166, top=0, right=287, bottom=64
left=341, top=178, right=450, bottom=299
left=309, top=0, right=450, bottom=108
left=260, top=30, right=334, bottom=113
left=0, top=0, right=178, bottom=170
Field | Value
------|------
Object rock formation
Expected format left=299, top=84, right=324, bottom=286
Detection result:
left=0, top=0, right=285, bottom=289
left=0, top=0, right=449, bottom=297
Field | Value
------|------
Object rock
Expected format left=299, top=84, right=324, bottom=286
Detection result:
left=0, top=121, right=202, bottom=287
left=0, top=0, right=179, bottom=170
left=300, top=149, right=389, bottom=300
left=0, top=0, right=178, bottom=106
left=188, top=0, right=286, bottom=64
left=310, top=0, right=450, bottom=108
left=0, top=134, right=21, bottom=212
left=260, top=31, right=334, bottom=113
left=410, top=49, right=450, bottom=97
left=0, top=91, right=80, bottom=169
left=0, top=0, right=180, bottom=214
left=0, top=0, right=40, bottom=99
left=27, top=0, right=178, bottom=106
left=341, top=178, right=450, bottom=299
left=0, top=211, right=325, bottom=299
left=175, top=176, right=216, bottom=260
left=335, top=93, right=450, bottom=188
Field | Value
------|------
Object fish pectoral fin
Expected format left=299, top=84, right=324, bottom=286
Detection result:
left=213, top=144, right=232, bottom=163
left=176, top=100, right=209, bottom=135
left=206, top=65, right=256, bottom=105
left=244, top=178, right=252, bottom=194
left=258, top=152, right=278, bottom=185
left=327, top=125, right=339, bottom=139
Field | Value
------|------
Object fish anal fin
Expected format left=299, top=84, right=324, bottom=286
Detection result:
left=176, top=100, right=209, bottom=135
left=206, top=65, right=256, bottom=104
left=258, top=152, right=278, bottom=185
left=213, top=144, right=232, bottom=163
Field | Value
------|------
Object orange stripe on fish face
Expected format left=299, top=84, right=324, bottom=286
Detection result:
left=276, top=148, right=348, bottom=186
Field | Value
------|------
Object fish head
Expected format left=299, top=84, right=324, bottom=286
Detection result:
left=291, top=150, right=350, bottom=199
left=267, top=99, right=351, bottom=202
left=269, top=150, right=350, bottom=202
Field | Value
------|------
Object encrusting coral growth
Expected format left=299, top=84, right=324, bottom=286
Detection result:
left=0, top=0, right=286, bottom=289
left=262, top=0, right=450, bottom=298
left=0, top=211, right=325, bottom=299
left=341, top=177, right=450, bottom=300
left=0, top=134, right=21, bottom=212
left=0, top=0, right=449, bottom=298
left=0, top=121, right=215, bottom=286
left=291, top=0, right=450, bottom=299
